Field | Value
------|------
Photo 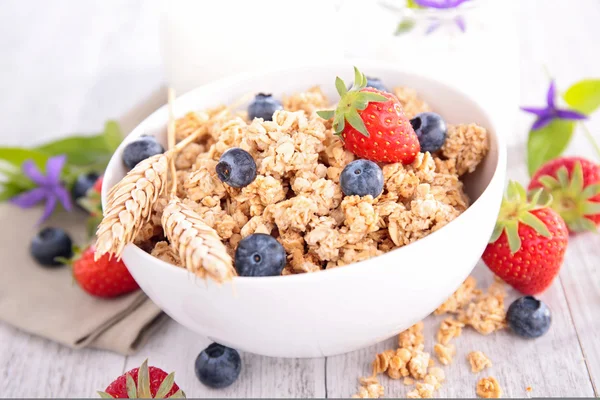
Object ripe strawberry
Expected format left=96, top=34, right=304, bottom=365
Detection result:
left=317, top=67, right=420, bottom=164
left=482, top=181, right=568, bottom=295
left=528, top=157, right=600, bottom=233
left=93, top=175, right=104, bottom=193
left=99, top=359, right=185, bottom=398
left=73, top=246, right=139, bottom=298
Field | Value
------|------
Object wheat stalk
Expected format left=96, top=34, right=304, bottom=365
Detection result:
left=161, top=197, right=235, bottom=282
left=95, top=153, right=169, bottom=259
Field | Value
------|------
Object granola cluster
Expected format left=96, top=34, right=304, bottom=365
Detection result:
left=137, top=85, right=489, bottom=274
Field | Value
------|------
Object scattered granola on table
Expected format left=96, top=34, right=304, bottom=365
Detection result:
left=477, top=376, right=503, bottom=398
left=468, top=351, right=493, bottom=373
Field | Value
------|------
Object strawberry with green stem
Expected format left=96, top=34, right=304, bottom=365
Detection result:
left=482, top=181, right=568, bottom=295
left=317, top=67, right=420, bottom=164
left=528, top=157, right=600, bottom=232
left=99, top=359, right=185, bottom=398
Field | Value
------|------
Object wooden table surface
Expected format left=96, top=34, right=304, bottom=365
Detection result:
left=1, top=0, right=599, bottom=397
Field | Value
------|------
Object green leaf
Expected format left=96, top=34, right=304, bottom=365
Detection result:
left=583, top=201, right=600, bottom=215
left=538, top=175, right=559, bottom=189
left=0, top=183, right=25, bottom=201
left=155, top=372, right=176, bottom=398
left=567, top=161, right=584, bottom=195
left=488, top=224, right=504, bottom=243
left=102, top=120, right=123, bottom=152
left=316, top=110, right=335, bottom=120
left=527, top=120, right=575, bottom=176
left=505, top=221, right=522, bottom=254
left=570, top=217, right=598, bottom=233
left=521, top=212, right=551, bottom=238
left=357, top=92, right=388, bottom=104
left=346, top=109, right=369, bottom=137
left=0, top=148, right=49, bottom=169
left=170, top=390, right=186, bottom=399
left=395, top=19, right=416, bottom=35
left=335, top=77, right=347, bottom=97
left=126, top=374, right=138, bottom=399
left=563, top=79, right=600, bottom=114
left=333, top=112, right=345, bottom=135
left=34, top=121, right=122, bottom=168
left=137, top=359, right=151, bottom=398
left=582, top=183, right=600, bottom=199
left=97, top=391, right=114, bottom=399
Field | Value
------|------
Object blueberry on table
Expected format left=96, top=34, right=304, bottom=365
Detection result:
left=340, top=159, right=384, bottom=198
left=30, top=227, right=73, bottom=267
left=507, top=296, right=552, bottom=338
left=122, top=136, right=165, bottom=170
left=234, top=233, right=286, bottom=277
left=248, top=93, right=283, bottom=121
left=71, top=172, right=100, bottom=204
left=195, top=343, right=242, bottom=389
left=216, top=148, right=257, bottom=188
left=410, top=112, right=447, bottom=153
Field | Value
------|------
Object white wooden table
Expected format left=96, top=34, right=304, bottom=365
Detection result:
left=1, top=0, right=599, bottom=397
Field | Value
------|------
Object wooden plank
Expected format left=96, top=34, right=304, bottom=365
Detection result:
left=326, top=262, right=594, bottom=398
left=0, top=322, right=125, bottom=397
left=124, top=320, right=327, bottom=398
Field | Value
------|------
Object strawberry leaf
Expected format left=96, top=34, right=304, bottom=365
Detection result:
left=137, top=359, right=151, bottom=398
left=316, top=110, right=335, bottom=120
left=520, top=212, right=551, bottom=238
left=582, top=183, right=600, bottom=199
left=571, top=217, right=598, bottom=233
left=170, top=390, right=186, bottom=399
left=335, top=77, right=348, bottom=97
left=357, top=92, right=388, bottom=103
left=126, top=374, right=138, bottom=399
left=563, top=79, right=600, bottom=114
left=505, top=221, right=521, bottom=254
left=97, top=391, right=114, bottom=398
left=155, top=372, right=176, bottom=398
left=488, top=224, right=504, bottom=243
left=346, top=109, right=369, bottom=137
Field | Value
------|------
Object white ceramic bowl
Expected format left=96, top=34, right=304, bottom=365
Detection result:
left=103, top=62, right=506, bottom=358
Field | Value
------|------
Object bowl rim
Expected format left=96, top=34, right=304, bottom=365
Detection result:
left=105, top=61, right=507, bottom=285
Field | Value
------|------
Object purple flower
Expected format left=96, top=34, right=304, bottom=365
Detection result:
left=10, top=155, right=72, bottom=224
left=521, top=80, right=588, bottom=130
left=415, top=0, right=470, bottom=9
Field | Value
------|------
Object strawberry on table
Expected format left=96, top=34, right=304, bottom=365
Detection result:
left=99, top=359, right=185, bottom=398
left=482, top=181, right=568, bottom=295
left=528, top=157, right=600, bottom=233
left=72, top=246, right=139, bottom=298
left=317, top=67, right=420, bottom=164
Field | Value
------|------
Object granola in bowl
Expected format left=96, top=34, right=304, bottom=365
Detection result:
left=96, top=68, right=489, bottom=280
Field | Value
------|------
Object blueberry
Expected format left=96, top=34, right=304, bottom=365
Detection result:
left=234, top=233, right=286, bottom=277
left=216, top=148, right=257, bottom=188
left=122, top=136, right=165, bottom=170
left=71, top=172, right=100, bottom=204
left=410, top=112, right=447, bottom=153
left=30, top=227, right=73, bottom=267
left=340, top=159, right=384, bottom=198
left=195, top=343, right=242, bottom=389
left=507, top=296, right=552, bottom=338
left=348, top=77, right=389, bottom=92
left=248, top=93, right=283, bottom=121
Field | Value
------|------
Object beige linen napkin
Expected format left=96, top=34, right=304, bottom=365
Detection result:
left=0, top=87, right=168, bottom=355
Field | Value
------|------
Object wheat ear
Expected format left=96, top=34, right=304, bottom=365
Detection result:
left=94, top=89, right=205, bottom=260
left=95, top=153, right=169, bottom=259
left=161, top=197, right=235, bottom=281
left=160, top=88, right=235, bottom=282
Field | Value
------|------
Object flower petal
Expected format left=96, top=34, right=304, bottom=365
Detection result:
left=555, top=108, right=588, bottom=121
left=454, top=16, right=466, bottom=32
left=10, top=188, right=47, bottom=208
left=53, top=185, right=73, bottom=211
left=425, top=21, right=441, bottom=34
left=546, top=80, right=556, bottom=108
left=22, top=160, right=47, bottom=186
left=45, top=155, right=67, bottom=184
left=39, top=195, right=57, bottom=225
left=531, top=115, right=553, bottom=130
left=520, top=106, right=549, bottom=117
